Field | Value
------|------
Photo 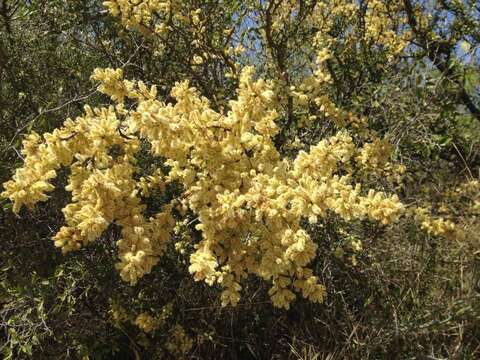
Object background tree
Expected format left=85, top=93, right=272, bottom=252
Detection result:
left=1, top=1, right=479, bottom=359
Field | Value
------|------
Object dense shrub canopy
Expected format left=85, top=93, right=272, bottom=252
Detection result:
left=0, top=1, right=479, bottom=359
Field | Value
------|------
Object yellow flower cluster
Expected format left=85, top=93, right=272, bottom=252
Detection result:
left=109, top=301, right=173, bottom=333
left=286, top=0, right=412, bottom=131
left=2, top=102, right=174, bottom=285
left=268, top=0, right=303, bottom=33
left=3, top=62, right=461, bottom=309
left=103, top=0, right=204, bottom=42
left=165, top=325, right=193, bottom=357
left=414, top=207, right=464, bottom=241
left=327, top=0, right=410, bottom=56
left=363, top=0, right=411, bottom=59
left=91, top=68, right=134, bottom=103
left=291, top=44, right=367, bottom=128
left=354, top=136, right=406, bottom=184
left=409, top=178, right=478, bottom=242
left=103, top=0, right=171, bottom=31
left=134, top=312, right=158, bottom=333
left=356, top=137, right=393, bottom=169
left=89, top=66, right=405, bottom=308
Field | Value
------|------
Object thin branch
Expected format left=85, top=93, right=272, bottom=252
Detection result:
left=403, top=0, right=480, bottom=122
left=2, top=87, right=98, bottom=155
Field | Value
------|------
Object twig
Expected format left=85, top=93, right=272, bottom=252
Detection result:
left=2, top=88, right=98, bottom=155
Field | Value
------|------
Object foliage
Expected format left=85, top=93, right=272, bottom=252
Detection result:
left=0, top=0, right=479, bottom=358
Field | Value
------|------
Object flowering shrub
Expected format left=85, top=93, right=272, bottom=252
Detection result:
left=2, top=59, right=462, bottom=310
left=1, top=1, right=478, bottom=358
